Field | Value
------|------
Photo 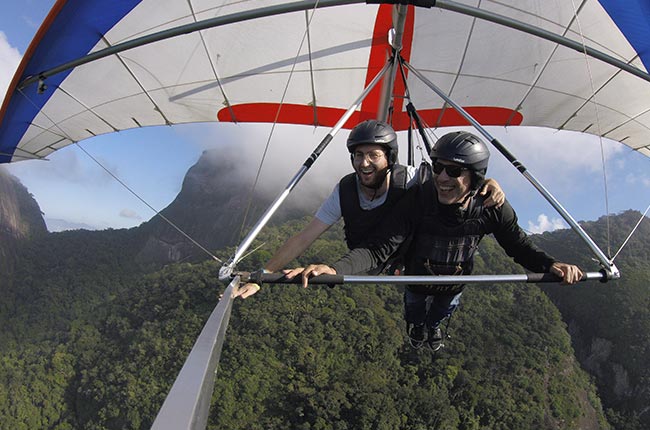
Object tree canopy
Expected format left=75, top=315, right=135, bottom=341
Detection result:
left=1, top=211, right=648, bottom=429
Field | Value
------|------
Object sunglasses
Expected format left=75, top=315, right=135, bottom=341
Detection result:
left=432, top=161, right=469, bottom=178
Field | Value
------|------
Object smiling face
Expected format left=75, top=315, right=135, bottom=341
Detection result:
left=433, top=159, right=473, bottom=205
left=352, top=143, right=390, bottom=191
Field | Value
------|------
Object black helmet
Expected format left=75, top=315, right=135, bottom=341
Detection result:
left=347, top=120, right=398, bottom=166
left=430, top=131, right=490, bottom=188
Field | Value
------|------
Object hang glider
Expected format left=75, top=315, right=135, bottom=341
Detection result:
left=3, top=1, right=650, bottom=429
left=1, top=0, right=650, bottom=164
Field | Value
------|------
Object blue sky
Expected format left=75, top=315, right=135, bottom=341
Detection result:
left=1, top=1, right=649, bottom=256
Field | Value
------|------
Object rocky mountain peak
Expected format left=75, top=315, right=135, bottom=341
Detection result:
left=0, top=168, right=47, bottom=240
left=135, top=149, right=325, bottom=265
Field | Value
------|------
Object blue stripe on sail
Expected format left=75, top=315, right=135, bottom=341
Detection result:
left=0, top=0, right=141, bottom=163
left=598, top=0, right=650, bottom=72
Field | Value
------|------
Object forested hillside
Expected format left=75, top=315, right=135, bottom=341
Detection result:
left=1, top=215, right=634, bottom=429
left=534, top=210, right=650, bottom=430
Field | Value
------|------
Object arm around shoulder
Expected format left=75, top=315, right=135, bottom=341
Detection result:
left=480, top=178, right=505, bottom=208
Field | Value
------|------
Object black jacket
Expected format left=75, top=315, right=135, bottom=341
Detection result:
left=332, top=181, right=556, bottom=289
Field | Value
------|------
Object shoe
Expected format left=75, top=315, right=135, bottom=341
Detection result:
left=408, top=324, right=426, bottom=349
left=428, top=326, right=443, bottom=352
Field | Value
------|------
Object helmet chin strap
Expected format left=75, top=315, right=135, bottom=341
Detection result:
left=459, top=174, right=483, bottom=207
left=459, top=190, right=476, bottom=208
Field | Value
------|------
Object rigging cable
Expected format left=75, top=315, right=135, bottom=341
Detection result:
left=570, top=0, right=612, bottom=257
left=237, top=0, right=322, bottom=244
left=74, top=142, right=223, bottom=263
left=395, top=60, right=440, bottom=157
left=397, top=55, right=416, bottom=166
left=13, top=85, right=223, bottom=263
left=396, top=56, right=438, bottom=162
left=611, top=204, right=650, bottom=262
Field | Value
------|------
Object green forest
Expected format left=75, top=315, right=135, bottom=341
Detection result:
left=1, top=212, right=649, bottom=429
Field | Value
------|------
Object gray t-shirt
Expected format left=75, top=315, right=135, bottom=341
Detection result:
left=315, top=165, right=418, bottom=225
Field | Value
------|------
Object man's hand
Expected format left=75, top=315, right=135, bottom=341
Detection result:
left=550, top=262, right=584, bottom=285
left=481, top=178, right=505, bottom=207
left=284, top=264, right=337, bottom=288
left=233, top=282, right=261, bottom=299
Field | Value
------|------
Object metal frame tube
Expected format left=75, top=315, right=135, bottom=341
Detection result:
left=19, top=0, right=365, bottom=90
left=404, top=61, right=619, bottom=277
left=241, top=270, right=609, bottom=285
left=342, top=272, right=607, bottom=284
left=219, top=60, right=394, bottom=279
left=151, top=276, right=237, bottom=430
left=377, top=4, right=409, bottom=121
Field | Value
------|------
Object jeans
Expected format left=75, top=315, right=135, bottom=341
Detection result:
left=404, top=288, right=462, bottom=329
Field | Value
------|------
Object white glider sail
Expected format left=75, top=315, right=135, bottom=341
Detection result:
left=2, top=0, right=650, bottom=163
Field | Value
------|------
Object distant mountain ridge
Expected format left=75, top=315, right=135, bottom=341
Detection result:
left=534, top=210, right=650, bottom=429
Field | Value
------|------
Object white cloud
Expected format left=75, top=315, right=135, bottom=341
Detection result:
left=527, top=214, right=567, bottom=234
left=45, top=218, right=100, bottom=232
left=625, top=172, right=650, bottom=188
left=484, top=127, right=625, bottom=197
left=188, top=122, right=353, bottom=211
left=119, top=208, right=142, bottom=220
left=494, top=127, right=623, bottom=172
left=7, top=144, right=116, bottom=188
left=0, top=31, right=22, bottom=101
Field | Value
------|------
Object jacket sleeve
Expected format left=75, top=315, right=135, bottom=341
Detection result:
left=491, top=201, right=556, bottom=273
left=332, top=186, right=418, bottom=275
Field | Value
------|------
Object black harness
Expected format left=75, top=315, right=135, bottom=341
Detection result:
left=339, top=164, right=409, bottom=250
left=405, top=177, right=487, bottom=294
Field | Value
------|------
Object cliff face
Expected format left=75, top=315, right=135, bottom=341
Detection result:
left=0, top=168, right=47, bottom=240
left=536, top=211, right=650, bottom=429
left=0, top=168, right=47, bottom=276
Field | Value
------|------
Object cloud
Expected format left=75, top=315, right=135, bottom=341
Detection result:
left=527, top=214, right=567, bottom=234
left=7, top=143, right=118, bottom=189
left=45, top=218, right=100, bottom=232
left=119, top=208, right=142, bottom=220
left=485, top=127, right=625, bottom=195
left=494, top=127, right=623, bottom=171
left=21, top=15, right=40, bottom=30
left=0, top=31, right=22, bottom=100
left=185, top=123, right=353, bottom=212
left=625, top=172, right=650, bottom=188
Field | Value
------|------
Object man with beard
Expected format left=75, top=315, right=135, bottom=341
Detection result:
left=290, top=131, right=583, bottom=351
left=235, top=122, right=505, bottom=299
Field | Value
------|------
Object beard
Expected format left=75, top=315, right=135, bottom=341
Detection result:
left=357, top=165, right=390, bottom=190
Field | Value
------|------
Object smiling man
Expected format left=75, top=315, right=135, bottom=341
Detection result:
left=293, top=131, right=584, bottom=351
